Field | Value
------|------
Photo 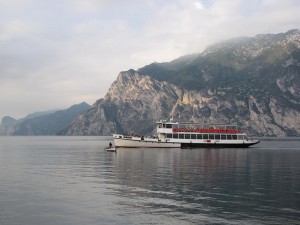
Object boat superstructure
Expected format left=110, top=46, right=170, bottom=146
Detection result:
left=113, top=119, right=260, bottom=148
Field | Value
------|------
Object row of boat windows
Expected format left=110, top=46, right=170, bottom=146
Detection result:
left=159, top=124, right=173, bottom=128
left=166, top=133, right=248, bottom=140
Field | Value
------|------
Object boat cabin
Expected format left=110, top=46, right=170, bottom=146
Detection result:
left=156, top=120, right=250, bottom=141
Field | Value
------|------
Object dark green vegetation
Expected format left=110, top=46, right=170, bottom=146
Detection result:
left=138, top=29, right=300, bottom=105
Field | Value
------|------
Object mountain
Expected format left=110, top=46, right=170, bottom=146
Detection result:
left=1, top=116, right=17, bottom=126
left=0, top=116, right=17, bottom=135
left=66, top=30, right=300, bottom=136
left=19, top=109, right=58, bottom=122
left=0, top=102, right=90, bottom=135
left=138, top=29, right=300, bottom=95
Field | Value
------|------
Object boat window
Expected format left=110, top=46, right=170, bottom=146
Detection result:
left=232, top=135, right=237, bottom=140
left=173, top=133, right=178, bottom=139
left=167, top=133, right=172, bottom=138
left=203, top=134, right=208, bottom=139
left=197, top=134, right=202, bottom=139
left=227, top=135, right=232, bottom=140
left=221, top=135, right=226, bottom=140
left=185, top=134, right=191, bottom=139
left=191, top=134, right=196, bottom=139
left=237, top=135, right=243, bottom=140
left=166, top=124, right=172, bottom=128
left=215, top=134, right=220, bottom=140
left=163, top=124, right=166, bottom=128
left=179, top=134, right=184, bottom=139
left=158, top=123, right=162, bottom=128
left=209, top=134, right=214, bottom=140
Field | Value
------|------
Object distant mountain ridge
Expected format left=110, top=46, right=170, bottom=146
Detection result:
left=138, top=29, right=300, bottom=96
left=66, top=29, right=300, bottom=136
left=0, top=102, right=90, bottom=135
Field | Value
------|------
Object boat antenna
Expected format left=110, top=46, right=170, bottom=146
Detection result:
left=170, top=109, right=174, bottom=122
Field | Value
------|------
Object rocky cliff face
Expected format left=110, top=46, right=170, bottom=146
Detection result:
left=65, top=70, right=181, bottom=135
left=66, top=70, right=299, bottom=136
left=66, top=30, right=300, bottom=136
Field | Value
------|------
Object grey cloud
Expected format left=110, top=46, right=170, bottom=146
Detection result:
left=0, top=0, right=299, bottom=120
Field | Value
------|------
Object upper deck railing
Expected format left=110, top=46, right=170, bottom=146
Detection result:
left=172, top=128, right=245, bottom=134
left=157, top=120, right=245, bottom=134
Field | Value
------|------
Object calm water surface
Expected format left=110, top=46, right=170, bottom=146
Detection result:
left=0, top=137, right=299, bottom=225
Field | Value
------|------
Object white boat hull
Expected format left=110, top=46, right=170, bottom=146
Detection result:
left=114, top=137, right=180, bottom=148
left=105, top=147, right=117, bottom=152
left=113, top=134, right=259, bottom=148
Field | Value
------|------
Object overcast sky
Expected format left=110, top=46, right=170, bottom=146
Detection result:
left=0, top=0, right=299, bottom=120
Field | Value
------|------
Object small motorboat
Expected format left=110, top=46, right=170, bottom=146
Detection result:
left=105, top=147, right=117, bottom=152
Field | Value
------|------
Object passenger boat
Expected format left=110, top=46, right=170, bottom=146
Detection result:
left=113, top=119, right=260, bottom=148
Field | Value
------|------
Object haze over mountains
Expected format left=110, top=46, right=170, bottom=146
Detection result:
left=65, top=29, right=300, bottom=137
left=0, top=102, right=90, bottom=135
left=1, top=30, right=299, bottom=136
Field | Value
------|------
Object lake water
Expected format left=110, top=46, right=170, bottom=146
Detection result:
left=0, top=136, right=299, bottom=225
